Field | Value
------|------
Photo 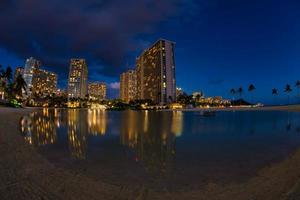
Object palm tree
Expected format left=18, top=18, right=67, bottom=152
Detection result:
left=0, top=65, right=4, bottom=100
left=284, top=84, right=293, bottom=105
left=236, top=87, right=243, bottom=106
left=168, top=95, right=173, bottom=103
left=0, top=64, right=4, bottom=78
left=14, top=74, right=27, bottom=98
left=195, top=93, right=202, bottom=102
left=230, top=88, right=236, bottom=100
left=296, top=80, right=300, bottom=103
left=0, top=66, right=13, bottom=99
left=0, top=66, right=5, bottom=87
left=5, top=66, right=12, bottom=84
left=272, top=88, right=278, bottom=105
left=237, top=87, right=243, bottom=98
left=248, top=84, right=256, bottom=105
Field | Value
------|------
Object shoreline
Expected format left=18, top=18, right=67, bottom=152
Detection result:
left=15, top=104, right=300, bottom=113
left=161, top=105, right=300, bottom=112
left=1, top=106, right=300, bottom=199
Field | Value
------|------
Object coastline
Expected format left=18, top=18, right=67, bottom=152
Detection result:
left=162, top=105, right=300, bottom=113
left=0, top=106, right=300, bottom=199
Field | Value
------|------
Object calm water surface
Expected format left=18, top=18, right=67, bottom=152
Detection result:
left=20, top=109, right=300, bottom=190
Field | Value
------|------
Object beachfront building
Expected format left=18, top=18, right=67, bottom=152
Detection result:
left=67, top=59, right=88, bottom=99
left=120, top=70, right=137, bottom=103
left=136, top=39, right=176, bottom=104
left=31, top=69, right=57, bottom=97
left=88, top=82, right=106, bottom=100
left=23, top=57, right=41, bottom=95
left=192, top=91, right=204, bottom=101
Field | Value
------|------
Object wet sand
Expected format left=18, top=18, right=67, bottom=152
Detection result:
left=1, top=106, right=300, bottom=199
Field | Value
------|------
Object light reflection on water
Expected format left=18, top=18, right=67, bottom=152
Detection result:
left=19, top=109, right=300, bottom=189
left=20, top=109, right=182, bottom=163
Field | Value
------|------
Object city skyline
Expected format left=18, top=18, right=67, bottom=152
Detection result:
left=0, top=0, right=299, bottom=104
left=1, top=2, right=300, bottom=199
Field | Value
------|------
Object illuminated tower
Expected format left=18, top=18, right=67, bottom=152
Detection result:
left=136, top=39, right=176, bottom=104
left=23, top=57, right=41, bottom=95
left=88, top=82, right=106, bottom=100
left=32, top=69, right=57, bottom=97
left=120, top=69, right=137, bottom=102
left=68, top=59, right=88, bottom=99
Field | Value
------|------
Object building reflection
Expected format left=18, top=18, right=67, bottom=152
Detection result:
left=171, top=111, right=183, bottom=137
left=20, top=108, right=109, bottom=160
left=87, top=109, right=107, bottom=136
left=67, top=109, right=87, bottom=159
left=120, top=110, right=138, bottom=148
left=120, top=111, right=182, bottom=174
left=143, top=110, right=149, bottom=133
left=67, top=109, right=107, bottom=159
left=20, top=108, right=58, bottom=146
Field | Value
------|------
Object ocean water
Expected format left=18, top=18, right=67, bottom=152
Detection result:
left=19, top=109, right=300, bottom=190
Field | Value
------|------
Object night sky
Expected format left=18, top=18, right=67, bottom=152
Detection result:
left=0, top=0, right=299, bottom=104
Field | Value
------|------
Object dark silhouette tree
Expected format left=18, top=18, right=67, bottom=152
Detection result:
left=168, top=95, right=173, bottom=103
left=14, top=74, right=27, bottom=98
left=230, top=88, right=236, bottom=101
left=0, top=66, right=13, bottom=99
left=0, top=64, right=4, bottom=78
left=195, top=93, right=202, bottom=102
left=5, top=66, right=12, bottom=84
left=248, top=84, right=256, bottom=105
left=272, top=88, right=278, bottom=105
left=296, top=80, right=300, bottom=103
left=0, top=65, right=4, bottom=99
left=237, top=87, right=243, bottom=97
left=284, top=84, right=292, bottom=105
left=177, top=92, right=193, bottom=105
left=237, top=87, right=243, bottom=105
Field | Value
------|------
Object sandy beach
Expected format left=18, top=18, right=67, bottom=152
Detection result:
left=1, top=106, right=300, bottom=200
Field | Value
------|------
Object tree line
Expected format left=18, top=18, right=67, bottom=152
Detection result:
left=0, top=65, right=27, bottom=101
left=230, top=82, right=300, bottom=105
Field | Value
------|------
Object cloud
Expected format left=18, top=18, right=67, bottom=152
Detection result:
left=0, top=0, right=181, bottom=79
left=107, top=81, right=120, bottom=99
left=108, top=82, right=120, bottom=90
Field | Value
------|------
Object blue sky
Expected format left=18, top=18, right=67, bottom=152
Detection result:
left=0, top=0, right=299, bottom=104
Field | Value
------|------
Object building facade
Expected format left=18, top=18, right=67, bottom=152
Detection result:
left=88, top=82, right=106, bottom=100
left=23, top=57, right=41, bottom=95
left=136, top=39, right=176, bottom=104
left=32, top=69, right=57, bottom=97
left=67, top=59, right=88, bottom=99
left=120, top=70, right=137, bottom=102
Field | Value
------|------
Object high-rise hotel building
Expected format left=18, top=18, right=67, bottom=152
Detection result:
left=32, top=69, right=57, bottom=97
left=68, top=59, right=88, bottom=99
left=136, top=39, right=176, bottom=104
left=23, top=57, right=41, bottom=95
left=88, top=82, right=106, bottom=100
left=120, top=70, right=137, bottom=102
